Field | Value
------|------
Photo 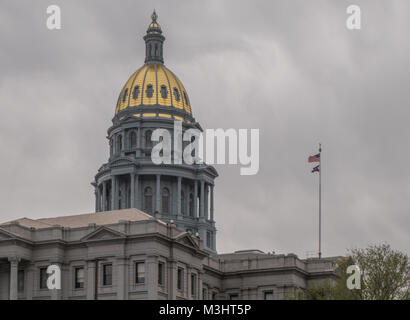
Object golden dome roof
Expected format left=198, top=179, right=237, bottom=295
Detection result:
left=115, top=64, right=192, bottom=118
left=114, top=11, right=193, bottom=122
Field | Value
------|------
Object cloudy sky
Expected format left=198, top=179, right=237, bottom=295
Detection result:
left=1, top=0, right=409, bottom=257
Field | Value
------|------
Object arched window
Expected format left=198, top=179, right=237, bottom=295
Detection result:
left=160, top=85, right=167, bottom=99
left=146, top=84, right=154, bottom=98
left=189, top=193, right=194, bottom=217
left=183, top=91, right=189, bottom=105
left=132, top=86, right=140, bottom=100
left=173, top=88, right=180, bottom=101
left=145, top=130, right=153, bottom=148
left=162, top=188, right=170, bottom=214
left=181, top=191, right=186, bottom=215
left=122, top=88, right=128, bottom=102
left=129, top=131, right=137, bottom=148
left=116, top=135, right=122, bottom=154
left=144, top=187, right=153, bottom=213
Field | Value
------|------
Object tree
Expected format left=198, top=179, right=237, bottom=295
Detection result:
left=289, top=243, right=410, bottom=300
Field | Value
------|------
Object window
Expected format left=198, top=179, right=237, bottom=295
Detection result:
left=158, top=262, right=164, bottom=286
left=122, top=88, right=128, bottom=102
left=189, top=193, right=194, bottom=217
left=103, top=264, right=112, bottom=286
left=177, top=268, right=184, bottom=291
left=116, top=135, right=123, bottom=153
left=18, top=270, right=24, bottom=293
left=264, top=291, right=274, bottom=300
left=146, top=84, right=154, bottom=98
left=183, top=91, right=189, bottom=105
left=206, top=231, right=212, bottom=248
left=39, top=267, right=47, bottom=289
left=129, top=131, right=137, bottom=148
left=162, top=188, right=170, bottom=214
left=132, top=85, right=140, bottom=99
left=74, top=267, right=85, bottom=289
left=160, top=85, right=168, bottom=99
left=145, top=130, right=152, bottom=148
left=135, top=262, right=145, bottom=284
left=144, top=187, right=153, bottom=213
left=229, top=293, right=239, bottom=300
left=191, top=274, right=197, bottom=297
left=173, top=87, right=180, bottom=101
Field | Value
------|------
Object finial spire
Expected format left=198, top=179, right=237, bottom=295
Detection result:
left=151, top=10, right=158, bottom=22
left=143, top=10, right=165, bottom=64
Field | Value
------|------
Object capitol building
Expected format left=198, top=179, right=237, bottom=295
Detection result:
left=0, top=12, right=338, bottom=300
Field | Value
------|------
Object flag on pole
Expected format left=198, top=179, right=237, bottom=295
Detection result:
left=311, top=165, right=320, bottom=173
left=308, top=153, right=320, bottom=163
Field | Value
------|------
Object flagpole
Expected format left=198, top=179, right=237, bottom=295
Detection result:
left=318, top=143, right=322, bottom=259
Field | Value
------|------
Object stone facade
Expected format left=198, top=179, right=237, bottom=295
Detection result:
left=0, top=209, right=339, bottom=300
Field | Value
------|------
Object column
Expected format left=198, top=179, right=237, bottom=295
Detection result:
left=187, top=267, right=192, bottom=299
left=86, top=260, right=96, bottom=300
left=116, top=256, right=128, bottom=300
left=94, top=189, right=98, bottom=213
left=26, top=263, right=35, bottom=300
left=130, top=173, right=135, bottom=209
left=97, top=185, right=101, bottom=212
left=177, top=177, right=182, bottom=220
left=168, top=260, right=178, bottom=300
left=204, top=184, right=209, bottom=220
left=155, top=174, right=161, bottom=214
left=193, top=180, right=198, bottom=218
left=8, top=257, right=19, bottom=300
left=199, top=180, right=205, bottom=220
left=198, top=271, right=203, bottom=300
left=135, top=174, right=140, bottom=209
left=111, top=176, right=116, bottom=211
left=146, top=256, right=158, bottom=299
left=102, top=181, right=107, bottom=211
left=210, top=185, right=214, bottom=222
left=50, top=262, right=62, bottom=300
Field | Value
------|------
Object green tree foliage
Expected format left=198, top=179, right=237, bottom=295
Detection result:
left=288, top=243, right=409, bottom=300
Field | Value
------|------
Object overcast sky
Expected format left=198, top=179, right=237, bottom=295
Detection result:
left=1, top=0, right=409, bottom=257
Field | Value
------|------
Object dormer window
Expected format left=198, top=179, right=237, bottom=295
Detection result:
left=132, top=86, right=140, bottom=99
left=146, top=84, right=154, bottom=98
left=173, top=87, right=180, bottom=101
left=122, top=88, right=128, bottom=102
left=183, top=91, right=189, bottom=105
left=160, top=85, right=168, bottom=99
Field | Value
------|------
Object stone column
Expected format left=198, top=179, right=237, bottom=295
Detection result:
left=193, top=181, right=198, bottom=218
left=198, top=270, right=204, bottom=300
left=86, top=260, right=96, bottom=300
left=130, top=173, right=135, bottom=209
left=155, top=174, right=161, bottom=214
left=50, top=262, right=62, bottom=300
left=177, top=177, right=182, bottom=220
left=210, top=185, right=214, bottom=222
left=168, top=260, right=177, bottom=300
left=111, top=176, right=116, bottom=211
left=116, top=256, right=128, bottom=300
left=187, top=267, right=192, bottom=299
left=102, top=181, right=107, bottom=211
left=8, top=257, right=19, bottom=300
left=135, top=174, right=140, bottom=209
left=94, top=189, right=98, bottom=213
left=97, top=185, right=101, bottom=212
left=199, top=180, right=205, bottom=220
left=146, top=256, right=158, bottom=299
left=204, top=184, right=209, bottom=220
left=26, top=263, right=35, bottom=300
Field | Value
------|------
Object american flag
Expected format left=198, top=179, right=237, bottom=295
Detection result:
left=308, top=153, right=320, bottom=163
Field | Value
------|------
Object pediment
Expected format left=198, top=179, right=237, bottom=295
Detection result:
left=81, top=226, right=126, bottom=242
left=0, top=228, right=18, bottom=241
left=174, top=233, right=200, bottom=250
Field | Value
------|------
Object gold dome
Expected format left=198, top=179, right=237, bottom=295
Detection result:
left=115, top=64, right=192, bottom=120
